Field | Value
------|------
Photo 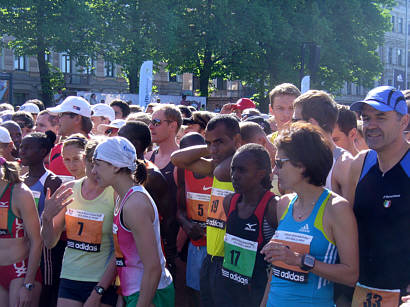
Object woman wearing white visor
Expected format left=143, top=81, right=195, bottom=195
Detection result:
left=92, top=137, right=174, bottom=307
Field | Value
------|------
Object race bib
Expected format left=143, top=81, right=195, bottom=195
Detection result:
left=32, top=191, right=41, bottom=210
left=186, top=192, right=210, bottom=225
left=112, top=223, right=125, bottom=267
left=271, top=230, right=312, bottom=283
left=65, top=209, right=104, bottom=252
left=352, top=283, right=400, bottom=307
left=222, top=233, right=258, bottom=285
left=0, top=202, right=8, bottom=235
left=206, top=188, right=230, bottom=229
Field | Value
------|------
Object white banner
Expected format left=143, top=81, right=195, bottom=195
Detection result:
left=139, top=60, right=153, bottom=108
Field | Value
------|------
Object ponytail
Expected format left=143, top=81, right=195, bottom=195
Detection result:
left=133, top=159, right=147, bottom=185
left=0, top=157, right=21, bottom=184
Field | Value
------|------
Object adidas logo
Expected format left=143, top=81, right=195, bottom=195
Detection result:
left=298, top=224, right=310, bottom=233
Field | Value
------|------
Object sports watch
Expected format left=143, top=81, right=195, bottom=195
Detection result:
left=23, top=283, right=34, bottom=290
left=94, top=285, right=105, bottom=296
left=300, top=254, right=315, bottom=271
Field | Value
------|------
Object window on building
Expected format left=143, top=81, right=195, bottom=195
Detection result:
left=398, top=18, right=403, bottom=33
left=388, top=47, right=393, bottom=64
left=104, top=61, right=115, bottom=77
left=388, top=79, right=392, bottom=86
left=408, top=23, right=410, bottom=35
left=391, top=16, right=395, bottom=32
left=61, top=54, right=71, bottom=73
left=14, top=55, right=26, bottom=70
left=398, top=49, right=402, bottom=66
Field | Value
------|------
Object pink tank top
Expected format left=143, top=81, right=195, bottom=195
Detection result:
left=113, top=185, right=172, bottom=296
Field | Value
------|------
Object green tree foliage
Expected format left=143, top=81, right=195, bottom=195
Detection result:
left=89, top=0, right=175, bottom=93
left=0, top=0, right=96, bottom=106
left=165, top=0, right=394, bottom=111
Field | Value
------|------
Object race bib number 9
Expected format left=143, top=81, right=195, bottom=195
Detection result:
left=187, top=192, right=210, bottom=225
left=222, top=233, right=258, bottom=285
left=206, top=188, right=231, bottom=229
left=271, top=230, right=312, bottom=284
left=352, top=283, right=400, bottom=307
left=65, top=209, right=104, bottom=253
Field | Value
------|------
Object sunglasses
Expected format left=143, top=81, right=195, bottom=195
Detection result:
left=275, top=158, right=290, bottom=169
left=291, top=117, right=302, bottom=122
left=150, top=118, right=173, bottom=127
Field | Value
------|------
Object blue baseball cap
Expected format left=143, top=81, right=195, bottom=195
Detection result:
left=350, top=86, right=407, bottom=115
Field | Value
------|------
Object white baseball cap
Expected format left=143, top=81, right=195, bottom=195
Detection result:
left=20, top=103, right=40, bottom=114
left=91, top=104, right=115, bottom=122
left=97, top=119, right=127, bottom=134
left=48, top=96, right=91, bottom=118
left=0, top=126, right=12, bottom=143
left=94, top=136, right=136, bottom=171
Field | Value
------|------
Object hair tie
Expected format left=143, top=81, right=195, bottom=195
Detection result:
left=0, top=157, right=6, bottom=165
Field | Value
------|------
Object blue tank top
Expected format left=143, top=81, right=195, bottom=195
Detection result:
left=268, top=189, right=337, bottom=307
left=29, top=170, right=52, bottom=216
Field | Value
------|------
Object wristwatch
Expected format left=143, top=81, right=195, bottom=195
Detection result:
left=300, top=254, right=316, bottom=271
left=23, top=283, right=34, bottom=290
left=94, top=285, right=105, bottom=296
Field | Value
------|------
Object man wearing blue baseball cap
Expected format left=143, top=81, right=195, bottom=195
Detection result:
left=347, top=86, right=409, bottom=306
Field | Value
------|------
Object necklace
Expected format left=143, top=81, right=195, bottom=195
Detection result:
left=295, top=198, right=316, bottom=220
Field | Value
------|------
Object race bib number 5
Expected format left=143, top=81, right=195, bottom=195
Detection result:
left=271, top=230, right=312, bottom=284
left=65, top=209, right=104, bottom=253
left=187, top=192, right=210, bottom=225
left=352, top=283, right=400, bottom=307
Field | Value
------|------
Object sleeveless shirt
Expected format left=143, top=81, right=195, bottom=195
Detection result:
left=354, top=149, right=410, bottom=290
left=268, top=189, right=337, bottom=307
left=113, top=185, right=172, bottom=296
left=61, top=178, right=115, bottom=282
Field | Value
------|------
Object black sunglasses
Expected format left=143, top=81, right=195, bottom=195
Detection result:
left=150, top=118, right=173, bottom=127
left=275, top=158, right=290, bottom=169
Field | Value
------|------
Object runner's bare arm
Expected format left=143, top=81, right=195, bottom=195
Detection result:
left=310, top=197, right=359, bottom=286
left=84, top=255, right=117, bottom=307
left=344, top=151, right=367, bottom=206
left=214, top=155, right=234, bottom=182
left=222, top=193, right=235, bottom=217
left=123, top=192, right=162, bottom=307
left=13, top=184, right=42, bottom=288
left=260, top=271, right=272, bottom=307
left=44, top=174, right=62, bottom=196
left=41, top=183, right=74, bottom=248
left=171, top=145, right=215, bottom=176
left=332, top=152, right=354, bottom=199
left=264, top=196, right=279, bottom=230
left=261, top=197, right=359, bottom=286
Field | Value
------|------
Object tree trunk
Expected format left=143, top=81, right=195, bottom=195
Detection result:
left=199, top=50, right=212, bottom=97
left=37, top=49, right=53, bottom=107
left=128, top=65, right=139, bottom=94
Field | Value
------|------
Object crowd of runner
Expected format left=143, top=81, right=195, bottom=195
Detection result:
left=0, top=83, right=408, bottom=307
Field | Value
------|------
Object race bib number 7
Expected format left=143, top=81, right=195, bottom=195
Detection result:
left=352, top=283, right=400, bottom=307
left=271, top=230, right=312, bottom=283
left=65, top=209, right=104, bottom=253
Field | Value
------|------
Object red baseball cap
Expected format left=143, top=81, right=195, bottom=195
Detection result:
left=231, top=98, right=256, bottom=111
